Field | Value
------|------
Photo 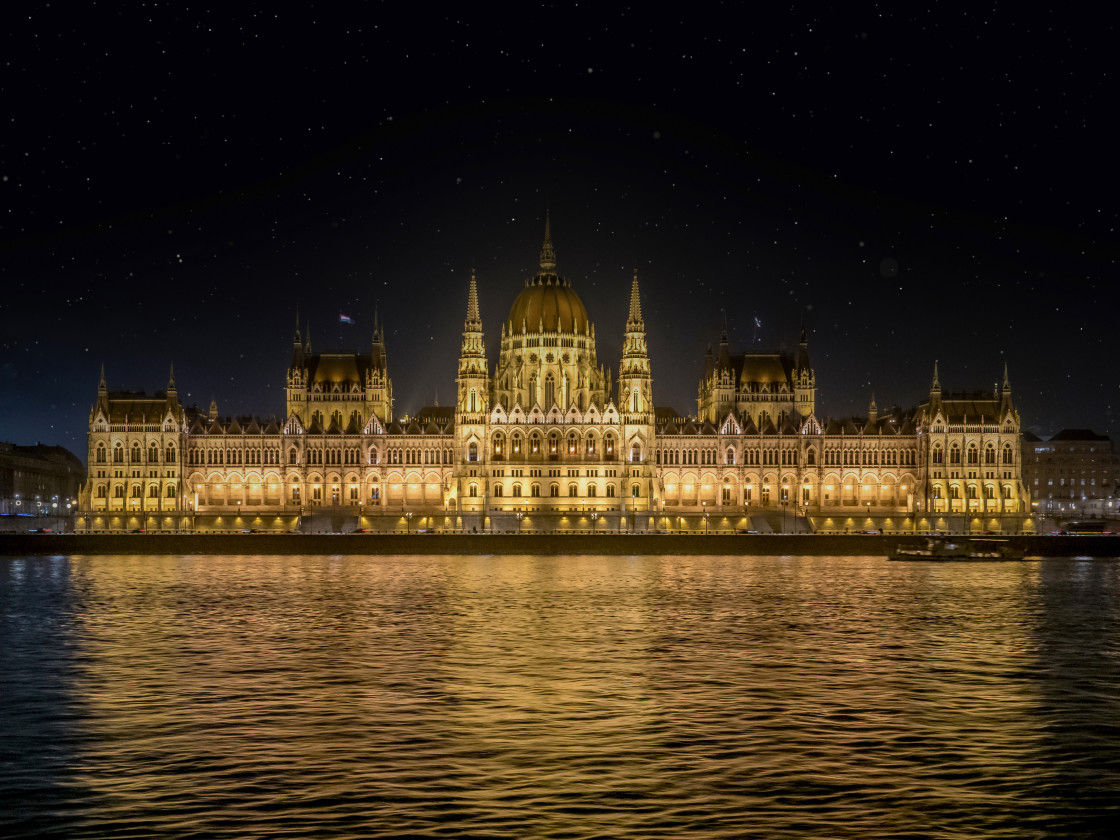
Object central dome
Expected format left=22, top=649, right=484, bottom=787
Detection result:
left=507, top=275, right=589, bottom=334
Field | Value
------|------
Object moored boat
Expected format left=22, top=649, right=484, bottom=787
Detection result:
left=889, top=537, right=1025, bottom=561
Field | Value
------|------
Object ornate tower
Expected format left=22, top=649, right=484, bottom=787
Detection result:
left=618, top=270, right=653, bottom=421
left=793, top=321, right=816, bottom=417
left=366, top=312, right=393, bottom=423
left=456, top=271, right=489, bottom=418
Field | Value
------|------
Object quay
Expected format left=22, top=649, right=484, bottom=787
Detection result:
left=2, top=532, right=1119, bottom=557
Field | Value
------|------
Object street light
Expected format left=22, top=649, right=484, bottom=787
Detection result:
left=590, top=511, right=599, bottom=532
left=516, top=509, right=524, bottom=534
left=704, top=507, right=709, bottom=535
left=405, top=511, right=413, bottom=534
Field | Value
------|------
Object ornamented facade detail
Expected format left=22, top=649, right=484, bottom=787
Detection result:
left=78, top=220, right=1031, bottom=534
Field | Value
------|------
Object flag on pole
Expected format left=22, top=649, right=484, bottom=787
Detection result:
left=339, top=313, right=354, bottom=325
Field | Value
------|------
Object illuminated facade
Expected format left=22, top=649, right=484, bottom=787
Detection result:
left=78, top=220, right=1031, bottom=533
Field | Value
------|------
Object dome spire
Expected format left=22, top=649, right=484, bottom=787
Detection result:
left=539, top=210, right=556, bottom=272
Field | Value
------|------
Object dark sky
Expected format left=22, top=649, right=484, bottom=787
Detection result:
left=3, top=6, right=1115, bottom=459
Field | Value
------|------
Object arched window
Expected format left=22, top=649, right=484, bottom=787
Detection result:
left=468, top=442, right=478, bottom=462
left=726, top=447, right=736, bottom=465
left=114, top=485, right=124, bottom=498
left=984, top=446, right=996, bottom=464
left=492, top=434, right=505, bottom=457
left=568, top=433, right=578, bottom=454
left=96, top=485, right=107, bottom=498
left=985, top=485, right=995, bottom=499
left=1002, top=445, right=1013, bottom=464
left=469, top=483, right=477, bottom=497
left=967, top=485, right=978, bottom=500
left=605, top=435, right=615, bottom=458
left=114, top=443, right=124, bottom=463
left=131, top=444, right=142, bottom=463
left=606, top=484, right=615, bottom=498
left=585, top=436, right=596, bottom=456
left=149, top=444, right=160, bottom=463
left=806, top=448, right=815, bottom=466
left=568, top=483, right=578, bottom=497
left=932, top=446, right=943, bottom=465
left=530, top=433, right=540, bottom=454
left=531, top=483, right=541, bottom=497
left=147, top=484, right=159, bottom=498
left=950, top=485, right=961, bottom=499
left=550, top=483, right=559, bottom=497
left=949, top=446, right=961, bottom=465
left=512, top=483, right=522, bottom=497
left=493, top=485, right=503, bottom=497
left=165, top=484, right=175, bottom=498
left=512, top=433, right=522, bottom=455
left=631, top=484, right=640, bottom=497
left=588, top=485, right=597, bottom=497
left=166, top=445, right=176, bottom=463
left=548, top=433, right=559, bottom=454
left=96, top=445, right=106, bottom=463
left=631, top=442, right=641, bottom=462
left=967, top=445, right=978, bottom=465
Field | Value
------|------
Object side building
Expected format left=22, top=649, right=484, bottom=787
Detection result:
left=1021, top=428, right=1119, bottom=521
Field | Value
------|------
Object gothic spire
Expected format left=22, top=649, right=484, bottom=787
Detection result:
left=466, top=270, right=482, bottom=327
left=539, top=210, right=556, bottom=272
left=167, top=363, right=176, bottom=392
left=98, top=362, right=107, bottom=393
left=931, top=360, right=941, bottom=393
left=626, top=269, right=643, bottom=328
left=1002, top=361, right=1011, bottom=391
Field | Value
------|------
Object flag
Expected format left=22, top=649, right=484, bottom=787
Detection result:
left=339, top=313, right=354, bottom=325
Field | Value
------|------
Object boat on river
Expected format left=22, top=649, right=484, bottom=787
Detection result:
left=888, top=537, right=1025, bottom=561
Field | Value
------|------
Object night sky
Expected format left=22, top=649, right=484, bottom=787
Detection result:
left=3, top=6, right=1115, bottom=460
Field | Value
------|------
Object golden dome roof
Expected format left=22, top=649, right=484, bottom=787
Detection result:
left=507, top=275, right=589, bottom=334
left=506, top=211, right=590, bottom=335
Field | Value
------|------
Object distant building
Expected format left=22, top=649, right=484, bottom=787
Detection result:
left=1021, top=429, right=1120, bottom=519
left=77, top=217, right=1032, bottom=533
left=0, top=442, right=84, bottom=517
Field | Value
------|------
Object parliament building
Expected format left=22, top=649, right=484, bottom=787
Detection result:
left=78, top=219, right=1033, bottom=534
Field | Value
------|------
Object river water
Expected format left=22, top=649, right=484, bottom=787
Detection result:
left=1, top=554, right=1118, bottom=839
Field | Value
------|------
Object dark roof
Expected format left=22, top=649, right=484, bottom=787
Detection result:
left=1049, top=429, right=1110, bottom=441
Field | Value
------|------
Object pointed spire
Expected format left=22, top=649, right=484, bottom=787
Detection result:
left=931, top=360, right=941, bottom=393
left=167, top=363, right=176, bottom=392
left=539, top=210, right=556, bottom=272
left=305, top=323, right=312, bottom=355
left=98, top=363, right=107, bottom=393
left=1002, top=361, right=1011, bottom=391
left=627, top=269, right=643, bottom=326
left=465, top=270, right=481, bottom=326
left=869, top=392, right=878, bottom=423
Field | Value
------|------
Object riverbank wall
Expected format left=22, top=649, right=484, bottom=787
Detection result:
left=2, top=533, right=1118, bottom=557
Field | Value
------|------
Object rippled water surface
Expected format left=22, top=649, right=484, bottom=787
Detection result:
left=2, top=554, right=1119, bottom=838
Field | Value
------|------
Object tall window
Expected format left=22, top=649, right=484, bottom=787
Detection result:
left=544, top=374, right=555, bottom=409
